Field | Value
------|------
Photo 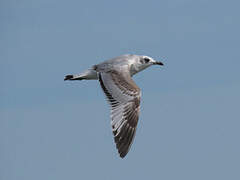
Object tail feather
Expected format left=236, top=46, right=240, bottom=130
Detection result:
left=64, top=69, right=98, bottom=81
left=64, top=74, right=83, bottom=81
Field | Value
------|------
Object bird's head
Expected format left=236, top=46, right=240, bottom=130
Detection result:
left=130, top=55, right=164, bottom=75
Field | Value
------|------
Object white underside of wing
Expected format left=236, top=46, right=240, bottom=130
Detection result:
left=98, top=71, right=141, bottom=158
left=111, top=104, right=124, bottom=130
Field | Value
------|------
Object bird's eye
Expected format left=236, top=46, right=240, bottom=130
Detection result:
left=144, top=58, right=150, bottom=63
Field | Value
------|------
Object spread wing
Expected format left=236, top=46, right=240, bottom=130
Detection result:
left=98, top=70, right=141, bottom=158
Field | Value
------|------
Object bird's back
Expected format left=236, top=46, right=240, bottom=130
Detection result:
left=95, top=54, right=137, bottom=73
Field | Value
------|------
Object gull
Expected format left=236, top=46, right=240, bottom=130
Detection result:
left=64, top=54, right=164, bottom=158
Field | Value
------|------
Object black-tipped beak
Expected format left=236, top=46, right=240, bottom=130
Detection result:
left=154, top=61, right=164, bottom=66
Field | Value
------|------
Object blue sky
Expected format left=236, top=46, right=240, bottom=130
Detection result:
left=1, top=0, right=240, bottom=179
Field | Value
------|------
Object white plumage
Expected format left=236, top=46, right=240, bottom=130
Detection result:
left=64, top=54, right=163, bottom=158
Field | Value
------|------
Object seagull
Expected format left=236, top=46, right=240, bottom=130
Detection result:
left=64, top=54, right=164, bottom=158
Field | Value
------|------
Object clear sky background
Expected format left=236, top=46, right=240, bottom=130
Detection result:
left=1, top=0, right=240, bottom=179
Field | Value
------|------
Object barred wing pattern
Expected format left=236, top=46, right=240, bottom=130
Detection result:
left=98, top=70, right=141, bottom=158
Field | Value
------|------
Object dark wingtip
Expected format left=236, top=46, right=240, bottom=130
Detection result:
left=119, top=148, right=129, bottom=158
left=64, top=75, right=73, bottom=81
left=119, top=153, right=127, bottom=158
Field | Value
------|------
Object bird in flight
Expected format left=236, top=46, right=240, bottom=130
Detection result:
left=64, top=54, right=164, bottom=158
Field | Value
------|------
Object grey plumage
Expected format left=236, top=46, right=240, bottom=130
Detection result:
left=64, top=54, right=163, bottom=158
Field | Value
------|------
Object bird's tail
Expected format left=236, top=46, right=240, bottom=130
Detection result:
left=64, top=69, right=98, bottom=81
left=64, top=74, right=83, bottom=81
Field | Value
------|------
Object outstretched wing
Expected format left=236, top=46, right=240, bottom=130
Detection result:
left=98, top=70, right=141, bottom=158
